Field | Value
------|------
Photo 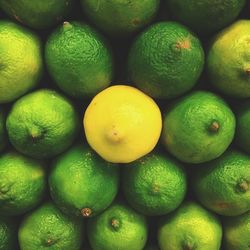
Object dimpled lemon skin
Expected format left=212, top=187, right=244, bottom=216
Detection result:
left=0, top=21, right=43, bottom=103
left=83, top=85, right=162, bottom=163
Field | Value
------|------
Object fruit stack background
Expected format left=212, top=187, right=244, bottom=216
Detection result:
left=0, top=1, right=250, bottom=250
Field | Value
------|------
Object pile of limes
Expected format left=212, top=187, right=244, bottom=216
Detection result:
left=0, top=1, right=250, bottom=250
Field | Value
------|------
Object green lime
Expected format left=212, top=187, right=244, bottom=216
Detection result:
left=162, top=91, right=236, bottom=163
left=223, top=211, right=250, bottom=250
left=235, top=99, right=250, bottom=154
left=6, top=89, right=79, bottom=159
left=0, top=108, right=6, bottom=152
left=0, top=21, right=43, bottom=103
left=87, top=201, right=148, bottom=250
left=0, top=0, right=74, bottom=29
left=0, top=216, right=17, bottom=250
left=158, top=202, right=222, bottom=250
left=207, top=20, right=250, bottom=98
left=192, top=150, right=250, bottom=216
left=45, top=21, right=113, bottom=98
left=49, top=144, right=119, bottom=218
left=122, top=152, right=187, bottom=216
left=0, top=151, right=46, bottom=216
left=18, top=202, right=84, bottom=250
left=167, top=0, right=246, bottom=35
left=81, top=0, right=160, bottom=36
left=128, top=21, right=204, bottom=99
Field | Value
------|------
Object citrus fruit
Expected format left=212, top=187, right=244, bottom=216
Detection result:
left=0, top=0, right=75, bottom=29
left=223, top=211, right=250, bottom=250
left=18, top=202, right=84, bottom=250
left=235, top=99, right=250, bottom=154
left=167, top=0, right=246, bottom=35
left=192, top=149, right=250, bottom=216
left=0, top=216, right=17, bottom=250
left=49, top=144, right=119, bottom=218
left=122, top=152, right=187, bottom=216
left=0, top=151, right=46, bottom=215
left=158, top=202, right=222, bottom=250
left=162, top=91, right=236, bottom=163
left=0, top=108, right=6, bottom=152
left=81, top=0, right=160, bottom=36
left=128, top=22, right=204, bottom=99
left=87, top=201, right=148, bottom=250
left=84, top=85, right=162, bottom=163
left=207, top=20, right=250, bottom=98
left=45, top=21, right=113, bottom=98
left=6, top=89, right=79, bottom=159
left=0, top=21, right=43, bottom=103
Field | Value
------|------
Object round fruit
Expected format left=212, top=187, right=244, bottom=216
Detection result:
left=0, top=108, right=6, bottom=152
left=158, top=202, right=222, bottom=250
left=167, top=0, right=246, bottom=35
left=0, top=21, right=43, bottom=103
left=192, top=150, right=250, bottom=216
left=6, top=89, right=79, bottom=159
left=45, top=21, right=113, bottom=98
left=0, top=0, right=75, bottom=29
left=87, top=201, right=148, bottom=250
left=0, top=216, right=17, bottom=250
left=162, top=91, right=235, bottom=164
left=0, top=152, right=46, bottom=216
left=223, top=211, right=250, bottom=250
left=18, top=202, right=84, bottom=250
left=128, top=22, right=204, bottom=99
left=207, top=20, right=250, bottom=98
left=81, top=0, right=160, bottom=36
left=84, top=85, right=162, bottom=163
left=49, top=144, right=119, bottom=218
left=235, top=100, right=250, bottom=154
left=122, top=152, right=187, bottom=216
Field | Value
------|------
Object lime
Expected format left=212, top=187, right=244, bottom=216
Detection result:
left=6, top=89, right=79, bottom=159
left=122, top=152, right=187, bottom=216
left=128, top=22, right=204, bottom=99
left=0, top=21, right=43, bottom=103
left=45, top=21, right=113, bottom=98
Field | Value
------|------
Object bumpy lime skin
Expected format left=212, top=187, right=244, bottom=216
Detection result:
left=0, top=21, right=43, bottom=103
left=223, top=211, right=250, bottom=250
left=0, top=0, right=75, bottom=29
left=81, top=0, right=160, bottom=36
left=192, top=150, right=250, bottom=216
left=45, top=21, right=113, bottom=98
left=128, top=22, right=204, bottom=99
left=158, top=202, right=222, bottom=250
left=0, top=108, right=6, bottom=152
left=0, top=216, right=17, bottom=250
left=235, top=100, right=250, bottom=154
left=0, top=152, right=46, bottom=216
left=49, top=144, right=120, bottom=218
left=6, top=89, right=80, bottom=159
left=167, top=0, right=246, bottom=35
left=207, top=20, right=250, bottom=98
left=18, top=202, right=84, bottom=250
left=122, top=152, right=187, bottom=216
left=162, top=91, right=236, bottom=164
left=87, top=201, right=148, bottom=250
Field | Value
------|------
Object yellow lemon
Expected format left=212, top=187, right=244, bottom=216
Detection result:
left=83, top=85, right=162, bottom=163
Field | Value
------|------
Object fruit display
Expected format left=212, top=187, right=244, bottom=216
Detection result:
left=0, top=1, right=250, bottom=249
